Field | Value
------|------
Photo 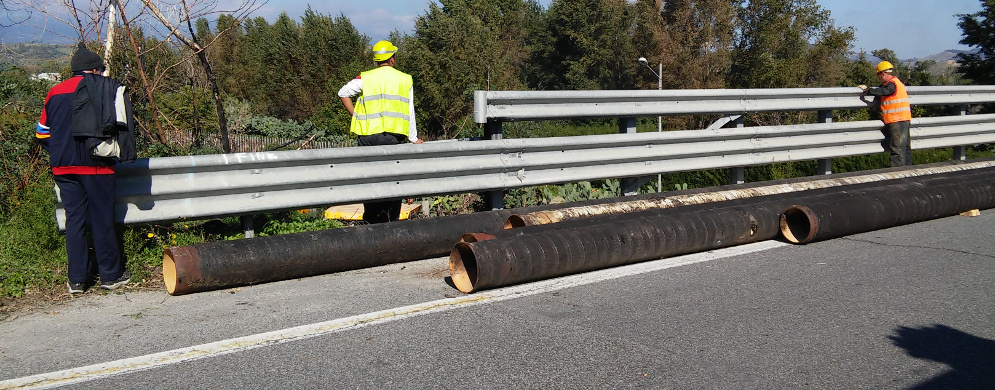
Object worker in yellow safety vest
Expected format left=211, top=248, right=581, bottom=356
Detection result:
left=339, top=40, right=423, bottom=223
left=859, top=61, right=913, bottom=167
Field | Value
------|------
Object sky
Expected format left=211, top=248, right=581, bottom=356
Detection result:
left=2, top=0, right=985, bottom=60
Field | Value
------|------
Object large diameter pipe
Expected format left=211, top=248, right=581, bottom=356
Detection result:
left=780, top=173, right=995, bottom=244
left=162, top=187, right=758, bottom=296
left=451, top=202, right=786, bottom=293
left=460, top=186, right=866, bottom=244
left=164, top=209, right=521, bottom=295
left=163, top=195, right=638, bottom=295
left=506, top=160, right=995, bottom=228
left=160, top=167, right=883, bottom=295
left=166, top=160, right=995, bottom=295
left=453, top=165, right=995, bottom=293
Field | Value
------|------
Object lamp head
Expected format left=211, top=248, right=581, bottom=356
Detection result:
left=638, top=57, right=648, bottom=65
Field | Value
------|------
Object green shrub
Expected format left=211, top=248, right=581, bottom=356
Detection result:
left=259, top=211, right=344, bottom=236
left=504, top=180, right=621, bottom=208
left=0, top=178, right=66, bottom=297
left=431, top=194, right=483, bottom=216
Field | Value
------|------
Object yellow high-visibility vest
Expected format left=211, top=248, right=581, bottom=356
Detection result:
left=351, top=66, right=413, bottom=137
left=880, top=77, right=912, bottom=124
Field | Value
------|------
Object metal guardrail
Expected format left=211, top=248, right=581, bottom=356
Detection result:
left=56, top=111, right=995, bottom=230
left=473, top=86, right=995, bottom=122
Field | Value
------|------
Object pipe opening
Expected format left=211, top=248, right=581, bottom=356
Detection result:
left=163, top=249, right=177, bottom=295
left=460, top=232, right=496, bottom=243
left=504, top=215, right=526, bottom=229
left=780, top=205, right=816, bottom=244
left=449, top=242, right=478, bottom=293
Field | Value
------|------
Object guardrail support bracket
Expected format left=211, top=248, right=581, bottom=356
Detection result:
left=618, top=117, right=650, bottom=195
left=728, top=167, right=745, bottom=185
left=241, top=216, right=255, bottom=239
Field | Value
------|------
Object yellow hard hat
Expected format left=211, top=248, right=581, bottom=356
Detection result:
left=372, top=40, right=398, bottom=62
left=876, top=61, right=894, bottom=73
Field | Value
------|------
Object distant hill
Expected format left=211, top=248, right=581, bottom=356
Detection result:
left=851, top=49, right=971, bottom=76
left=910, top=50, right=973, bottom=75
left=0, top=42, right=73, bottom=70
left=911, top=50, right=968, bottom=64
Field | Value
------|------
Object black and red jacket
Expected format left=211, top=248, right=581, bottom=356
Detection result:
left=36, top=72, right=136, bottom=175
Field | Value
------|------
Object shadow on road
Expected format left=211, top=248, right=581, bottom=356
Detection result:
left=889, top=324, right=995, bottom=389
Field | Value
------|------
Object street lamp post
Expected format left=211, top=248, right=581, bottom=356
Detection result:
left=638, top=57, right=663, bottom=192
left=638, top=57, right=662, bottom=132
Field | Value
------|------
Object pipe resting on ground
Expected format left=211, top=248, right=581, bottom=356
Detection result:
left=454, top=162, right=995, bottom=293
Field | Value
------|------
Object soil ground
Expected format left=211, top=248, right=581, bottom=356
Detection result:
left=0, top=266, right=165, bottom=322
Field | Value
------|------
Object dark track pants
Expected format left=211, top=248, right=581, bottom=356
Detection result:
left=55, top=174, right=124, bottom=284
left=357, top=133, right=405, bottom=224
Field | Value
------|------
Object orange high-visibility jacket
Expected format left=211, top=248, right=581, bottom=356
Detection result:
left=880, top=77, right=912, bottom=124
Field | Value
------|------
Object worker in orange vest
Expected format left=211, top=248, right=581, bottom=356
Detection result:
left=859, top=61, right=913, bottom=167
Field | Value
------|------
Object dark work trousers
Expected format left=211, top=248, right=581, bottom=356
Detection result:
left=55, top=174, right=124, bottom=284
left=357, top=132, right=406, bottom=224
left=884, top=120, right=912, bottom=167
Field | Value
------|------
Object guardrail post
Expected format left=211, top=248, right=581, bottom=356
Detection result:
left=484, top=121, right=503, bottom=140
left=728, top=116, right=745, bottom=185
left=817, top=110, right=834, bottom=175
left=954, top=105, right=968, bottom=161
left=484, top=121, right=504, bottom=210
left=618, top=117, right=647, bottom=196
left=241, top=215, right=255, bottom=239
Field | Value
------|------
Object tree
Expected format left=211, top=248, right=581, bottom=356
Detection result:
left=870, top=48, right=911, bottom=81
left=957, top=0, right=995, bottom=84
left=632, top=0, right=737, bottom=90
left=299, top=10, right=365, bottom=123
left=908, top=60, right=936, bottom=86
left=138, top=0, right=264, bottom=153
left=405, top=0, right=542, bottom=138
left=843, top=50, right=876, bottom=86
left=7, top=0, right=264, bottom=151
left=531, top=0, right=639, bottom=91
left=729, top=0, right=854, bottom=89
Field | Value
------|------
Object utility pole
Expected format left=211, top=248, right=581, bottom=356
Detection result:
left=103, top=0, right=117, bottom=76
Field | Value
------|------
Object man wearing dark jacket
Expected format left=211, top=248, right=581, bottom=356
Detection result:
left=36, top=42, right=137, bottom=293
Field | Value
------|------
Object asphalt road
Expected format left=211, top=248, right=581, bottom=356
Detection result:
left=2, top=211, right=994, bottom=389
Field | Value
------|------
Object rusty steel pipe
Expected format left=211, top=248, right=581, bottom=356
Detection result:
left=160, top=171, right=881, bottom=295
left=453, top=164, right=995, bottom=293
left=780, top=171, right=995, bottom=244
left=163, top=193, right=659, bottom=295
left=163, top=209, right=523, bottom=295
left=165, top=159, right=995, bottom=295
left=464, top=186, right=865, bottom=245
left=506, top=160, right=995, bottom=228
left=451, top=202, right=786, bottom=293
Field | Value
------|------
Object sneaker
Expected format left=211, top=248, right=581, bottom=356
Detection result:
left=100, top=270, right=131, bottom=290
left=67, top=281, right=88, bottom=294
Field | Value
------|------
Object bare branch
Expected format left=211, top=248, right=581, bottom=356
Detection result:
left=138, top=0, right=199, bottom=50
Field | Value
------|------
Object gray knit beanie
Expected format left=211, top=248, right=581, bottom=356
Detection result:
left=70, top=42, right=104, bottom=72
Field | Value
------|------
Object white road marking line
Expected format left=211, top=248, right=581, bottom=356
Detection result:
left=0, top=240, right=787, bottom=389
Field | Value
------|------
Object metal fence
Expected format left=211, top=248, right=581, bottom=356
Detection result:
left=54, top=86, right=995, bottom=231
